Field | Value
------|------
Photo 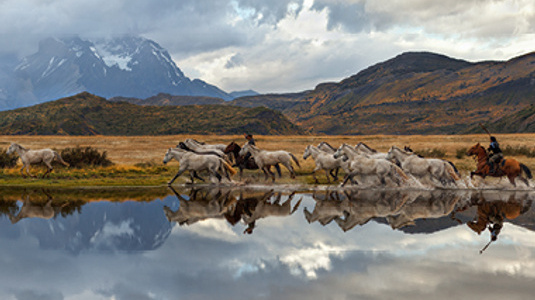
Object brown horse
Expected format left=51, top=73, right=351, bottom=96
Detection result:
left=466, top=143, right=532, bottom=187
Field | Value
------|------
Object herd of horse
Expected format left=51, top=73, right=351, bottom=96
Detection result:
left=5, top=138, right=534, bottom=188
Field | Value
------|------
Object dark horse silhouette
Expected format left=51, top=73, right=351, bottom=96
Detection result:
left=223, top=142, right=281, bottom=180
left=467, top=143, right=532, bottom=187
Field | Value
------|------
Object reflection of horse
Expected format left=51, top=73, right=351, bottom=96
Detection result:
left=240, top=191, right=302, bottom=234
left=335, top=190, right=409, bottom=231
left=223, top=142, right=281, bottom=180
left=386, top=146, right=459, bottom=187
left=163, top=148, right=236, bottom=185
left=7, top=143, right=69, bottom=178
left=164, top=187, right=237, bottom=225
left=304, top=191, right=348, bottom=225
left=467, top=143, right=532, bottom=187
left=386, top=191, right=463, bottom=229
left=239, top=144, right=300, bottom=182
left=303, top=145, right=343, bottom=183
left=334, top=144, right=408, bottom=186
left=6, top=190, right=68, bottom=224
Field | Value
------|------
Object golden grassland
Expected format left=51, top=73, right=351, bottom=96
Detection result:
left=2, top=134, right=535, bottom=186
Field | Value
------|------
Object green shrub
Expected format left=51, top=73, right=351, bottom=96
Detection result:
left=0, top=149, right=18, bottom=168
left=60, top=146, right=113, bottom=168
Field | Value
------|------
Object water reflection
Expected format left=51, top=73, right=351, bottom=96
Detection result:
left=165, top=186, right=302, bottom=234
left=1, top=186, right=535, bottom=299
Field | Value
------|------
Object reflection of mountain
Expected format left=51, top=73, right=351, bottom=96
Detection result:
left=0, top=189, right=173, bottom=254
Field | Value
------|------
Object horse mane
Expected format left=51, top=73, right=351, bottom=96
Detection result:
left=177, top=142, right=224, bottom=157
left=317, top=142, right=336, bottom=151
left=11, top=143, right=27, bottom=150
left=356, top=142, right=377, bottom=153
left=188, top=138, right=206, bottom=145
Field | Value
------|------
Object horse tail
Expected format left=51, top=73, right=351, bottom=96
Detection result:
left=446, top=160, right=460, bottom=177
left=520, top=163, right=533, bottom=179
left=222, top=160, right=237, bottom=176
left=445, top=162, right=460, bottom=181
left=54, top=151, right=70, bottom=167
left=289, top=152, right=301, bottom=168
left=392, top=165, right=409, bottom=181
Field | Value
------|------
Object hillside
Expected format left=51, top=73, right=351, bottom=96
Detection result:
left=0, top=92, right=303, bottom=135
left=236, top=51, right=535, bottom=134
left=109, top=93, right=225, bottom=106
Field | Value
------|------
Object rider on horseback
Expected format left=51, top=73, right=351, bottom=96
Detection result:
left=487, top=136, right=503, bottom=175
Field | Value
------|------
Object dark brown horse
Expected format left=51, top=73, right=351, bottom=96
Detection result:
left=223, top=142, right=281, bottom=180
left=466, top=143, right=532, bottom=186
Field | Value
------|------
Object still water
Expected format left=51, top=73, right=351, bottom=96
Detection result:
left=0, top=186, right=534, bottom=299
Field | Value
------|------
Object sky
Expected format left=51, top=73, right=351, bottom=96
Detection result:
left=1, top=0, right=535, bottom=94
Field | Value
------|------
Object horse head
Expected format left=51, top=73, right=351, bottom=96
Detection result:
left=303, top=145, right=312, bottom=160
left=163, top=148, right=176, bottom=164
left=6, top=143, right=19, bottom=155
left=224, top=142, right=239, bottom=154
left=466, top=143, right=486, bottom=158
left=238, top=143, right=251, bottom=157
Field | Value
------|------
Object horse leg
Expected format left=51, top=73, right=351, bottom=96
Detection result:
left=283, top=162, right=296, bottom=179
left=26, top=165, right=36, bottom=178
left=20, top=165, right=27, bottom=178
left=169, top=168, right=186, bottom=185
left=42, top=161, right=53, bottom=178
left=192, top=171, right=205, bottom=182
left=330, top=168, right=339, bottom=181
left=265, top=167, right=276, bottom=182
left=324, top=170, right=331, bottom=183
left=508, top=175, right=516, bottom=187
left=274, top=164, right=282, bottom=178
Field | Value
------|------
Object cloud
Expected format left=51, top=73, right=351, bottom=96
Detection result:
left=1, top=0, right=535, bottom=93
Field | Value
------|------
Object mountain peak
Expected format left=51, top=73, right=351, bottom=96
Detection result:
left=0, top=35, right=231, bottom=110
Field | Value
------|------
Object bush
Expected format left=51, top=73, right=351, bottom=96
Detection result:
left=60, top=146, right=113, bottom=168
left=502, top=145, right=535, bottom=157
left=455, top=148, right=467, bottom=159
left=0, top=149, right=18, bottom=168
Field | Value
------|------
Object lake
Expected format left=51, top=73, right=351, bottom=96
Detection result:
left=0, top=186, right=534, bottom=299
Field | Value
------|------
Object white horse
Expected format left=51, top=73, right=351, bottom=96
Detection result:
left=334, top=144, right=409, bottom=187
left=239, top=144, right=300, bottom=182
left=303, top=145, right=343, bottom=183
left=386, top=146, right=460, bottom=187
left=163, top=148, right=236, bottom=185
left=7, top=143, right=69, bottom=178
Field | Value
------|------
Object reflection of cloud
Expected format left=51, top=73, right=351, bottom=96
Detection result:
left=175, top=219, right=239, bottom=242
left=280, top=242, right=344, bottom=279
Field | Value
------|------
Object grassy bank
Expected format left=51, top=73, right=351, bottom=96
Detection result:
left=2, top=134, right=535, bottom=187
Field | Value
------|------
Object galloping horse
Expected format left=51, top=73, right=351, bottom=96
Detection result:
left=386, top=146, right=459, bottom=187
left=163, top=148, right=236, bottom=185
left=334, top=144, right=409, bottom=187
left=7, top=143, right=69, bottom=178
left=223, top=142, right=281, bottom=179
left=239, top=144, right=300, bottom=182
left=303, top=145, right=343, bottom=183
left=466, top=143, right=532, bottom=187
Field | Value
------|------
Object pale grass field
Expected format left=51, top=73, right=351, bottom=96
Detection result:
left=3, top=134, right=535, bottom=176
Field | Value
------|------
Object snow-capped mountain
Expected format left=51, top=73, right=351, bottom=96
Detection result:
left=0, top=36, right=231, bottom=110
